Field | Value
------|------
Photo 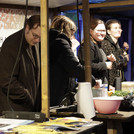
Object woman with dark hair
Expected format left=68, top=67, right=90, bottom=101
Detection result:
left=78, top=18, right=115, bottom=84
left=101, top=19, right=129, bottom=88
left=49, top=15, right=97, bottom=106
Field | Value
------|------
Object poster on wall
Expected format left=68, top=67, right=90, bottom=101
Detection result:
left=0, top=8, right=39, bottom=47
left=0, top=29, right=20, bottom=47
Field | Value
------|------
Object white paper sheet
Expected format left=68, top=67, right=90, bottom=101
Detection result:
left=0, top=118, right=34, bottom=131
left=76, top=82, right=95, bottom=119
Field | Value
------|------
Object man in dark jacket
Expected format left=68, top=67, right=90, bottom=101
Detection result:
left=49, top=16, right=96, bottom=106
left=0, top=15, right=41, bottom=115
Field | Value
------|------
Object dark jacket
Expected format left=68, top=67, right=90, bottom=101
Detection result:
left=78, top=40, right=108, bottom=83
left=101, top=34, right=127, bottom=86
left=49, top=29, right=96, bottom=106
left=0, top=29, right=40, bottom=115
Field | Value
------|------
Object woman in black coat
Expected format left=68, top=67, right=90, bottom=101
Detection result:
left=78, top=18, right=115, bottom=84
left=49, top=15, right=96, bottom=106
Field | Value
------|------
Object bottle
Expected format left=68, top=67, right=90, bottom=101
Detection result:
left=115, top=77, right=121, bottom=90
left=101, top=84, right=108, bottom=97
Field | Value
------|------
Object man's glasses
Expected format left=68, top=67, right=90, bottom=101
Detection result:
left=31, top=30, right=40, bottom=40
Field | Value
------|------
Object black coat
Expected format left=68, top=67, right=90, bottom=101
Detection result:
left=78, top=41, right=108, bottom=83
left=101, top=34, right=127, bottom=86
left=0, top=29, right=40, bottom=115
left=90, top=41, right=108, bottom=82
left=49, top=29, right=95, bottom=106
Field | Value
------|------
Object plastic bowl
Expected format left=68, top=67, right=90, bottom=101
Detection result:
left=93, top=96, right=124, bottom=114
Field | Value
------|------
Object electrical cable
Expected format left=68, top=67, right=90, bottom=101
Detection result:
left=76, top=0, right=82, bottom=45
left=7, top=0, right=28, bottom=111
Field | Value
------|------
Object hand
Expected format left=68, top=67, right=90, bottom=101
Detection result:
left=108, top=85, right=115, bottom=94
left=93, top=81, right=100, bottom=89
left=109, top=85, right=115, bottom=91
left=123, top=42, right=129, bottom=51
left=125, top=54, right=129, bottom=62
left=107, top=54, right=116, bottom=62
left=105, top=61, right=112, bottom=70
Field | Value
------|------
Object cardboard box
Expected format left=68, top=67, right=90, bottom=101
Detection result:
left=121, top=81, right=134, bottom=91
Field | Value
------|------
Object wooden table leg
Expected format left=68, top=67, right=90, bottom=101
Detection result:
left=107, top=120, right=123, bottom=134
left=107, top=120, right=117, bottom=134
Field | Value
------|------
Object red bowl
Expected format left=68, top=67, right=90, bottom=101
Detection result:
left=93, top=96, right=123, bottom=114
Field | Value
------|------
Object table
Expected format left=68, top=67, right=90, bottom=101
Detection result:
left=94, top=111, right=134, bottom=134
left=63, top=121, right=103, bottom=134
left=0, top=118, right=102, bottom=134
left=50, top=110, right=134, bottom=134
left=50, top=112, right=103, bottom=134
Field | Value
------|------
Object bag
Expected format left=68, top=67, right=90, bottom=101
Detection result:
left=59, top=91, right=76, bottom=106
left=119, top=95, right=134, bottom=111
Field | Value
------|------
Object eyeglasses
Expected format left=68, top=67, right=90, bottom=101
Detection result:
left=31, top=30, right=41, bottom=40
left=94, top=29, right=106, bottom=33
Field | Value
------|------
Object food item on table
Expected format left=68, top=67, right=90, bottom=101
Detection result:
left=112, top=90, right=130, bottom=97
left=108, top=91, right=113, bottom=96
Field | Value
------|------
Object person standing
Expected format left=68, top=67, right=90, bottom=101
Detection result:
left=78, top=18, right=115, bottom=84
left=0, top=15, right=41, bottom=115
left=101, top=19, right=129, bottom=88
left=49, top=15, right=97, bottom=106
